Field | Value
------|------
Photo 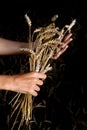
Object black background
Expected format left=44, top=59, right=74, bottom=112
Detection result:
left=0, top=0, right=87, bottom=130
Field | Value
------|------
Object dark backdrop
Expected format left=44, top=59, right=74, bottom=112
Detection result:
left=0, top=0, right=87, bottom=130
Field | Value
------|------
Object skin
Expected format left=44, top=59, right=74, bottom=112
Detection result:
left=0, top=33, right=73, bottom=96
left=53, top=33, right=73, bottom=59
left=0, top=72, right=46, bottom=96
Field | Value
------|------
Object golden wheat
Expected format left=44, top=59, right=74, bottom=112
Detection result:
left=9, top=14, right=76, bottom=130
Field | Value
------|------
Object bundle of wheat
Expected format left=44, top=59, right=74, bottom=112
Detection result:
left=9, top=14, right=76, bottom=130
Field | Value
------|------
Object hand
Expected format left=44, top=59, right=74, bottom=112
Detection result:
left=53, top=33, right=73, bottom=60
left=7, top=72, right=46, bottom=96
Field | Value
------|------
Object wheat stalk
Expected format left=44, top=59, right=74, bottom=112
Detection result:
left=9, top=14, right=76, bottom=130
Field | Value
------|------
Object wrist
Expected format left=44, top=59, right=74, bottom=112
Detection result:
left=0, top=75, right=18, bottom=92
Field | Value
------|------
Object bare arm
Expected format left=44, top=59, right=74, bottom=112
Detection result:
left=0, top=38, right=28, bottom=55
left=0, top=72, right=46, bottom=96
left=0, top=32, right=72, bottom=56
left=0, top=38, right=47, bottom=96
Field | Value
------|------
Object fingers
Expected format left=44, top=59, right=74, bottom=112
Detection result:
left=63, top=33, right=72, bottom=41
left=52, top=33, right=73, bottom=60
left=28, top=72, right=47, bottom=80
left=34, top=85, right=40, bottom=91
left=30, top=90, right=38, bottom=96
left=60, top=33, right=73, bottom=49
left=16, top=84, right=41, bottom=96
left=53, top=45, right=68, bottom=60
left=12, top=72, right=47, bottom=96
left=28, top=85, right=40, bottom=96
left=31, top=77, right=44, bottom=86
left=27, top=78, right=44, bottom=96
left=63, top=33, right=73, bottom=44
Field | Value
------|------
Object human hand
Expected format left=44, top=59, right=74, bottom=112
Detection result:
left=53, top=33, right=73, bottom=60
left=8, top=72, right=46, bottom=96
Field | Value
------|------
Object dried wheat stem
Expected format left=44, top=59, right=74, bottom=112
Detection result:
left=25, top=14, right=32, bottom=49
left=40, top=49, right=54, bottom=72
left=42, top=64, right=52, bottom=73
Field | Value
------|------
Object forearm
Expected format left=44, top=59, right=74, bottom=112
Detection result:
left=0, top=72, right=46, bottom=95
left=0, top=38, right=28, bottom=55
left=0, top=75, right=13, bottom=91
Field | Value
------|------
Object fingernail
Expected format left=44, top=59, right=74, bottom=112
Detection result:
left=70, top=38, right=73, bottom=41
left=69, top=33, right=72, bottom=36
